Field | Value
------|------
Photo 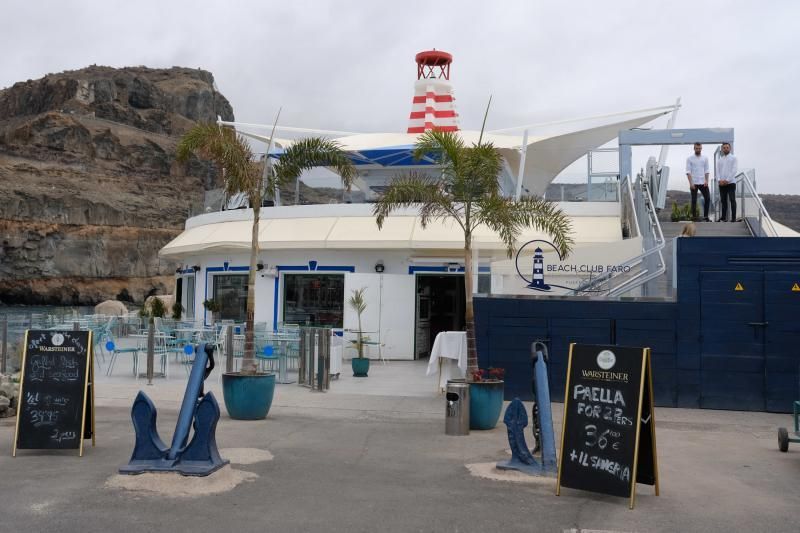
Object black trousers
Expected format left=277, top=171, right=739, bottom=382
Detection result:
left=719, top=183, right=737, bottom=221
left=690, top=184, right=710, bottom=219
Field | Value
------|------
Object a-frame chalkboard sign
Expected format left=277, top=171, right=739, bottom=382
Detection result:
left=12, top=330, right=96, bottom=457
left=556, top=343, right=659, bottom=509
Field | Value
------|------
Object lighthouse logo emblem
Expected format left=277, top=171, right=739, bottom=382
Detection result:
left=515, top=240, right=563, bottom=292
left=527, top=247, right=551, bottom=291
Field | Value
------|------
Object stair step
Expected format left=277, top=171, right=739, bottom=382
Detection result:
left=660, top=221, right=751, bottom=237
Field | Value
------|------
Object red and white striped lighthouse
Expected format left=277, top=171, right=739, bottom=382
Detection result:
left=406, top=50, right=460, bottom=134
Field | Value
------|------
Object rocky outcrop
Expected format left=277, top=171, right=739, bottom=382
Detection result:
left=94, top=300, right=129, bottom=316
left=0, top=66, right=234, bottom=305
left=0, top=373, right=19, bottom=418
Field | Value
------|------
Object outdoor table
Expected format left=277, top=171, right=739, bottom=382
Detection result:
left=345, top=330, right=384, bottom=363
left=426, top=331, right=467, bottom=391
left=245, top=333, right=298, bottom=384
left=175, top=327, right=215, bottom=343
left=129, top=333, right=170, bottom=379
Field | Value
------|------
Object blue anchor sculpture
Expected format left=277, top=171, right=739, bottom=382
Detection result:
left=496, top=342, right=557, bottom=476
left=119, top=343, right=228, bottom=476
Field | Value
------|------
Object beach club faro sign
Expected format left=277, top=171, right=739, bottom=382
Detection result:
left=514, top=240, right=632, bottom=292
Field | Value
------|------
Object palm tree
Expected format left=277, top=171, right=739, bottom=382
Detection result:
left=177, top=123, right=356, bottom=374
left=373, top=125, right=574, bottom=380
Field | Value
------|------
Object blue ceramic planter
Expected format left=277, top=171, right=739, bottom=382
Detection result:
left=469, top=381, right=504, bottom=430
left=221, top=373, right=276, bottom=420
left=351, top=357, right=370, bottom=377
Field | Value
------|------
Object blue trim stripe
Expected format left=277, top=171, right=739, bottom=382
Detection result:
left=408, top=266, right=465, bottom=274
left=408, top=265, right=491, bottom=274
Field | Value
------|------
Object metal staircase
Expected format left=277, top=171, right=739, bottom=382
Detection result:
left=570, top=169, right=777, bottom=298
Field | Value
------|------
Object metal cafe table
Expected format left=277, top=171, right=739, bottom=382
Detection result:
left=246, top=332, right=298, bottom=384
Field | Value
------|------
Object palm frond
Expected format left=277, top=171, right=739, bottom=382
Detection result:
left=274, top=137, right=356, bottom=190
left=371, top=174, right=458, bottom=230
left=177, top=122, right=260, bottom=204
left=474, top=195, right=574, bottom=258
left=412, top=130, right=464, bottom=169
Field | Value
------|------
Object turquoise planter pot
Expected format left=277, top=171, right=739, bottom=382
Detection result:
left=351, top=357, right=370, bottom=377
left=469, top=381, right=504, bottom=430
left=221, top=373, right=276, bottom=420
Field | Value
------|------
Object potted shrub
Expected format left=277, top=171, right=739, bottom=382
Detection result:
left=178, top=119, right=355, bottom=420
left=172, top=301, right=183, bottom=320
left=202, top=299, right=221, bottom=324
left=348, top=287, right=370, bottom=377
left=149, top=297, right=167, bottom=318
left=469, top=367, right=505, bottom=430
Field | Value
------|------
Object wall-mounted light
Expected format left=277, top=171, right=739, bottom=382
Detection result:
left=257, top=261, right=265, bottom=271
left=192, top=265, right=201, bottom=272
left=374, top=261, right=385, bottom=273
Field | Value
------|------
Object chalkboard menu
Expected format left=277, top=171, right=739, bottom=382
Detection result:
left=556, top=343, right=659, bottom=509
left=13, top=330, right=95, bottom=456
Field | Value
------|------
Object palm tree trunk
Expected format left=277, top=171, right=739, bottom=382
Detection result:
left=242, top=204, right=259, bottom=374
left=464, top=238, right=478, bottom=381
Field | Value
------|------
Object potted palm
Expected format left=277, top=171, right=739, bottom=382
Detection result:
left=348, top=288, right=369, bottom=377
left=177, top=119, right=355, bottom=420
left=373, top=103, right=573, bottom=430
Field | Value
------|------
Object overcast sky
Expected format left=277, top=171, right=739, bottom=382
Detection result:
left=2, top=0, right=798, bottom=193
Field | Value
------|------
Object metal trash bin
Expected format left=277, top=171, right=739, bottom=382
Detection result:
left=445, top=381, right=470, bottom=436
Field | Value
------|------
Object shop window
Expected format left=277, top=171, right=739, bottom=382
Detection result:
left=283, top=274, right=345, bottom=327
left=478, top=273, right=491, bottom=294
left=213, top=274, right=248, bottom=322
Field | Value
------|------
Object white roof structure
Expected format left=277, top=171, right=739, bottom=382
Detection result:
left=159, top=208, right=622, bottom=258
left=227, top=105, right=672, bottom=197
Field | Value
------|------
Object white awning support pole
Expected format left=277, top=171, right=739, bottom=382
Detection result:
left=264, top=108, right=282, bottom=207
left=514, top=129, right=529, bottom=202
left=657, top=97, right=681, bottom=169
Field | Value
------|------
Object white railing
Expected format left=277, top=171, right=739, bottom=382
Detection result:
left=736, top=169, right=778, bottom=237
left=571, top=176, right=665, bottom=297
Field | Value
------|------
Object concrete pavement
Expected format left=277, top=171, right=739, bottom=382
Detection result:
left=1, top=360, right=799, bottom=532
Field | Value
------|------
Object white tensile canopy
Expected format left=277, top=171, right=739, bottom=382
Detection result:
left=227, top=105, right=672, bottom=196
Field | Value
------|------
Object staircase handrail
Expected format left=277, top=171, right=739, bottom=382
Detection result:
left=571, top=178, right=665, bottom=296
left=735, top=170, right=778, bottom=237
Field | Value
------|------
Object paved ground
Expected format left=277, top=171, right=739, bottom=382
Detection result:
left=2, top=357, right=800, bottom=532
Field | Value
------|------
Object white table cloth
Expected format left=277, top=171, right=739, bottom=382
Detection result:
left=426, top=331, right=467, bottom=390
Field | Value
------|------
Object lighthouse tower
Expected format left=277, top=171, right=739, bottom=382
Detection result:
left=527, top=248, right=551, bottom=291
left=407, top=50, right=460, bottom=134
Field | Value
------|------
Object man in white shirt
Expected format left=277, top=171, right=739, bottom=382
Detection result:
left=717, top=142, right=738, bottom=222
left=686, top=142, right=710, bottom=221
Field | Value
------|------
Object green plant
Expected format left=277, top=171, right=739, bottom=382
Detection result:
left=202, top=299, right=221, bottom=313
left=172, top=301, right=184, bottom=320
left=348, top=287, right=368, bottom=359
left=149, top=297, right=167, bottom=318
left=670, top=202, right=693, bottom=222
left=373, top=102, right=573, bottom=381
left=178, top=122, right=355, bottom=375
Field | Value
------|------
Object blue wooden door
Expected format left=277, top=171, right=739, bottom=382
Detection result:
left=548, top=318, right=611, bottom=402
left=764, top=272, right=800, bottom=412
left=700, top=271, right=765, bottom=410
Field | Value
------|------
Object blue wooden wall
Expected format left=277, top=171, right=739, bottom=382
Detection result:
left=475, top=237, right=800, bottom=412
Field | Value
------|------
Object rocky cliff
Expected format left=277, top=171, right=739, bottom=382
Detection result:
left=0, top=66, right=234, bottom=305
